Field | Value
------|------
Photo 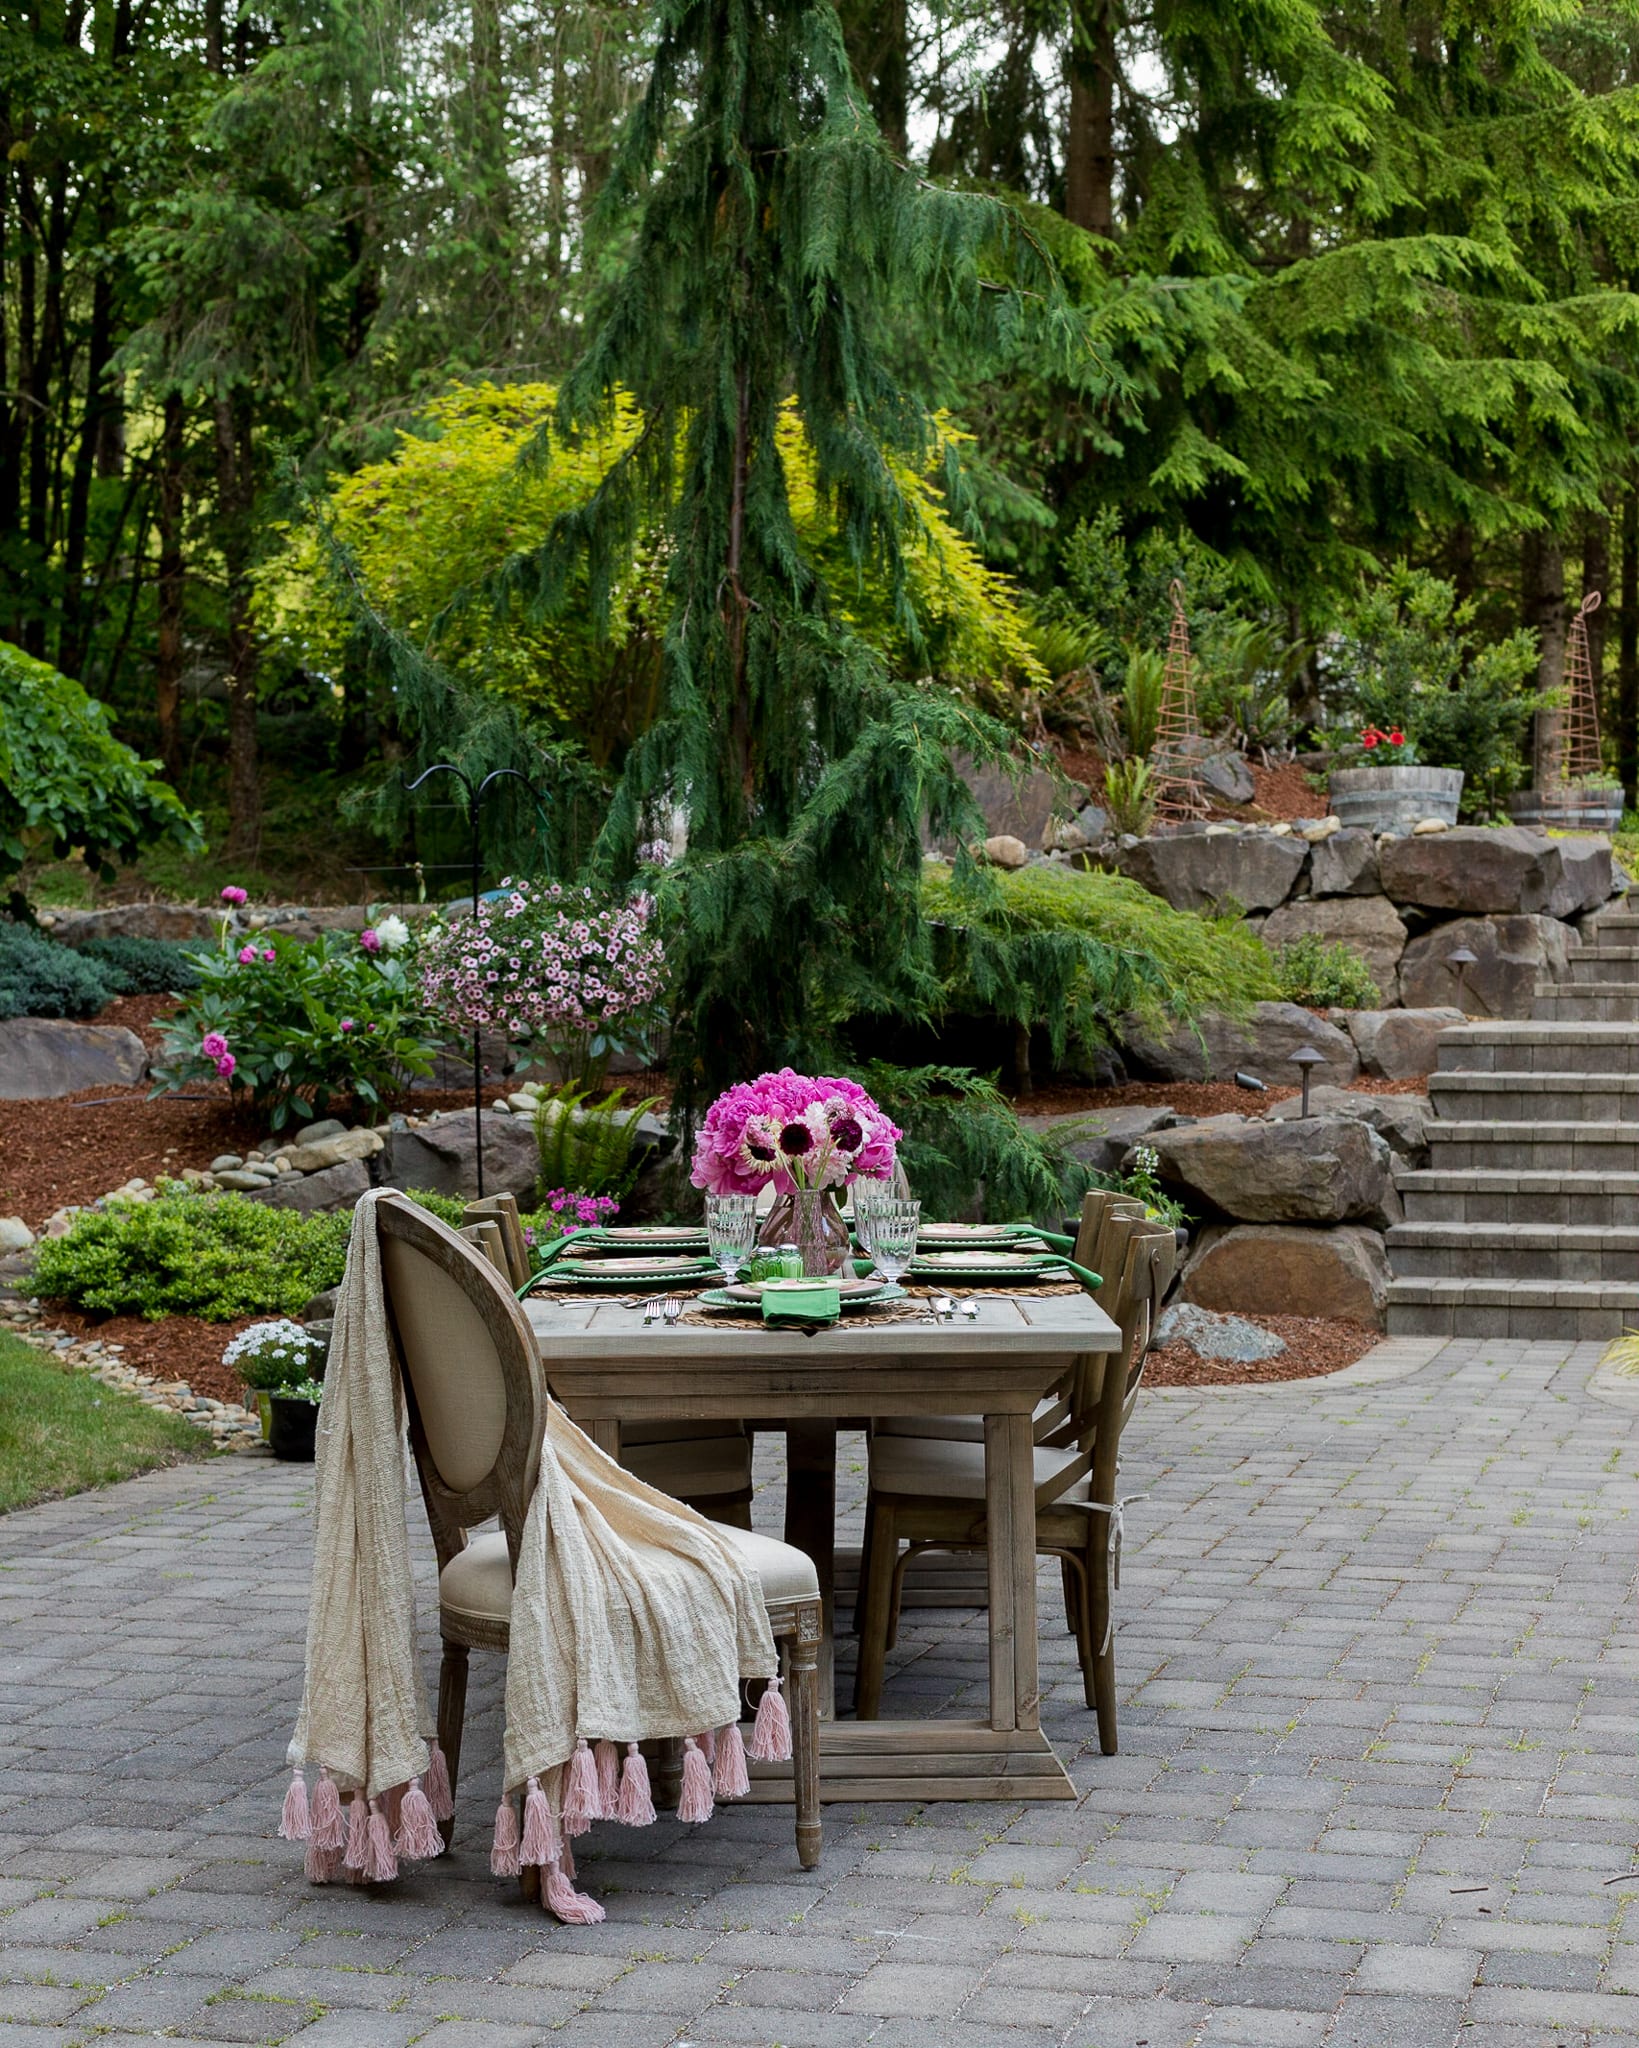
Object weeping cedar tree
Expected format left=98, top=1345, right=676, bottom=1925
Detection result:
left=506, top=0, right=1067, bottom=1111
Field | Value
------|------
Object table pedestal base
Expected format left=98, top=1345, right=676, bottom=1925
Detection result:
left=740, top=1720, right=1074, bottom=1804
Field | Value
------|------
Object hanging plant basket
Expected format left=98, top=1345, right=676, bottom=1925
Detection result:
left=1327, top=765, right=1463, bottom=834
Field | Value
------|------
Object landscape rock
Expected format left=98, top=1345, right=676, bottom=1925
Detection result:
left=1019, top=1104, right=1175, bottom=1178
left=284, top=1128, right=383, bottom=1173
left=0, top=1017, right=148, bottom=1099
left=247, top=1158, right=371, bottom=1214
left=1180, top=1222, right=1392, bottom=1326
left=287, top=1118, right=348, bottom=1148
left=1153, top=1301, right=1287, bottom=1362
left=981, top=833, right=1031, bottom=870
left=1379, top=826, right=1612, bottom=919
left=379, top=1110, right=542, bottom=1203
left=209, top=1154, right=243, bottom=1173
left=1300, top=816, right=1343, bottom=843
left=213, top=1170, right=269, bottom=1192
left=1193, top=751, right=1257, bottom=806
left=1397, top=913, right=1578, bottom=1018
left=1308, top=829, right=1380, bottom=897
left=1344, top=1007, right=1464, bottom=1079
left=1137, top=1113, right=1396, bottom=1226
left=1112, top=831, right=1308, bottom=914
left=0, top=1218, right=34, bottom=1253
left=926, top=752, right=1061, bottom=855
left=47, top=903, right=217, bottom=946
left=1120, top=1000, right=1360, bottom=1088
left=1267, top=1085, right=1430, bottom=1164
left=1260, top=895, right=1408, bottom=1004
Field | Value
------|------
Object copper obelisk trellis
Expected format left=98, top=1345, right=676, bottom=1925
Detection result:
left=1153, top=578, right=1209, bottom=821
left=1554, top=590, right=1604, bottom=786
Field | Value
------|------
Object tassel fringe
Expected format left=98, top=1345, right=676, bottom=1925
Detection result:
left=279, top=1768, right=310, bottom=1843
left=309, top=1770, right=345, bottom=1852
left=519, top=1776, right=558, bottom=1866
left=618, top=1744, right=656, bottom=1826
left=364, top=1802, right=398, bottom=1883
left=343, top=1792, right=368, bottom=1871
left=304, top=1840, right=340, bottom=1884
left=396, top=1780, right=443, bottom=1861
left=490, top=1795, right=521, bottom=1878
left=563, top=1739, right=600, bottom=1835
left=425, top=1741, right=455, bottom=1823
left=594, top=1738, right=620, bottom=1817
left=713, top=1722, right=750, bottom=1800
left=748, top=1676, right=792, bottom=1763
left=678, top=1737, right=714, bottom=1824
left=544, top=1860, right=605, bottom=1924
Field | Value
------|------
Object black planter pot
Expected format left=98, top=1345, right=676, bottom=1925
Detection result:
left=268, top=1395, right=319, bottom=1462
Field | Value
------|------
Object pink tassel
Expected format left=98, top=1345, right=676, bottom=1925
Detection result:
left=560, top=1831, right=576, bottom=1880
left=713, top=1722, right=750, bottom=1800
left=279, top=1768, right=310, bottom=1842
left=490, top=1795, right=521, bottom=1878
left=594, top=1738, right=620, bottom=1816
left=364, top=1801, right=398, bottom=1884
left=308, top=1769, right=345, bottom=1852
left=343, top=1792, right=368, bottom=1870
left=618, top=1744, right=656, bottom=1826
left=304, top=1840, right=340, bottom=1884
left=748, top=1675, right=792, bottom=1763
left=544, top=1860, right=605, bottom=1925
left=699, top=1726, right=717, bottom=1766
left=395, top=1779, right=443, bottom=1861
left=425, top=1741, right=454, bottom=1823
left=563, top=1739, right=600, bottom=1836
left=519, top=1775, right=558, bottom=1866
left=678, top=1737, right=714, bottom=1823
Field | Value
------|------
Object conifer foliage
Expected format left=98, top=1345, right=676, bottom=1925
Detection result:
left=510, top=0, right=1056, bottom=1105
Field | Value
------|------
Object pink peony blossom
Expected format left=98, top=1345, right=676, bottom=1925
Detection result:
left=691, top=1069, right=901, bottom=1195
left=263, top=947, right=275, bottom=963
left=359, top=928, right=382, bottom=954
left=237, top=945, right=259, bottom=965
left=215, top=1052, right=236, bottom=1078
left=339, top=1018, right=356, bottom=1033
left=200, top=1032, right=228, bottom=1059
left=220, top=885, right=248, bottom=906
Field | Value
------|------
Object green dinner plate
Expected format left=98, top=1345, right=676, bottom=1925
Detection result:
left=907, top=1251, right=1055, bottom=1284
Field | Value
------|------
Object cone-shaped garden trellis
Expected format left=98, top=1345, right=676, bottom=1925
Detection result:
left=1554, top=591, right=1604, bottom=786
left=1152, top=580, right=1209, bottom=822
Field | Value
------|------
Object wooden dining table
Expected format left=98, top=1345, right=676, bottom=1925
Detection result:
left=523, top=1289, right=1121, bottom=1804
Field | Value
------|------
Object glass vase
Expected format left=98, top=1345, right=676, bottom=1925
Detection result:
left=759, top=1187, right=852, bottom=1276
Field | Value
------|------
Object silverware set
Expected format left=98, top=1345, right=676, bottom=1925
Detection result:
left=642, top=1296, right=685, bottom=1327
left=927, top=1295, right=979, bottom=1323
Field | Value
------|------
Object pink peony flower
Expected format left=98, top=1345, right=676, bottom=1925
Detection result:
left=237, top=945, right=259, bottom=965
left=339, top=1018, right=356, bottom=1033
left=200, top=1032, right=228, bottom=1059
left=263, top=947, right=275, bottom=963
left=215, top=1052, right=236, bottom=1078
left=220, top=885, right=248, bottom=906
left=359, top=928, right=382, bottom=954
left=691, top=1069, right=901, bottom=1195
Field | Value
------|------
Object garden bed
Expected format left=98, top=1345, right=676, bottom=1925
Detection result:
left=1145, top=1312, right=1379, bottom=1387
left=1018, top=1074, right=1429, bottom=1120
left=35, top=1306, right=257, bottom=1404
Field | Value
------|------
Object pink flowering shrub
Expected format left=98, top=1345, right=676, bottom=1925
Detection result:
left=418, top=877, right=667, bottom=1089
left=151, top=905, right=444, bottom=1129
left=523, top=1188, right=621, bottom=1262
left=690, top=1069, right=901, bottom=1196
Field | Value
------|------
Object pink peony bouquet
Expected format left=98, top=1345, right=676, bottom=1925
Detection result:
left=690, top=1069, right=901, bottom=1196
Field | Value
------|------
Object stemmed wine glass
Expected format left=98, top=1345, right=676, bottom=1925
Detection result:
left=859, top=1198, right=920, bottom=1287
left=704, top=1192, right=758, bottom=1287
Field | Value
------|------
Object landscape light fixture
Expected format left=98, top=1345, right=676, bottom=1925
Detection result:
left=1446, top=945, right=1478, bottom=1014
left=1289, top=1044, right=1325, bottom=1118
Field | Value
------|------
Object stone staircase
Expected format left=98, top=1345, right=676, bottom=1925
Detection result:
left=1386, top=904, right=1639, bottom=1341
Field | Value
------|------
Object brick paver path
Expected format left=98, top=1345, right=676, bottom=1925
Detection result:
left=2, top=1337, right=1637, bottom=2048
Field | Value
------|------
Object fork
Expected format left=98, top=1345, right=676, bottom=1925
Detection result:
left=659, top=1295, right=684, bottom=1327
left=642, top=1297, right=665, bottom=1326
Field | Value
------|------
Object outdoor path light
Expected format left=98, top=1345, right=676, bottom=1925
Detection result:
left=1447, top=945, right=1478, bottom=1015
left=1289, top=1044, right=1325, bottom=1118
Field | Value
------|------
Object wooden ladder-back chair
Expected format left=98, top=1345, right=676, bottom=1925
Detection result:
left=854, top=1214, right=1176, bottom=1751
left=463, top=1195, right=754, bottom=1527
left=372, top=1192, right=824, bottom=1869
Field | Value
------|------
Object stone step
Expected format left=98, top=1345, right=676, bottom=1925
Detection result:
left=1384, top=1277, right=1639, bottom=1341
left=1587, top=907, right=1639, bottom=935
left=1427, top=1071, right=1639, bottom=1122
left=1387, top=1222, right=1639, bottom=1281
left=1424, top=1120, right=1639, bottom=1171
left=1531, top=984, right=1639, bottom=1022
left=1568, top=949, right=1639, bottom=984
left=1437, top=1023, right=1639, bottom=1075
left=1399, top=1170, right=1639, bottom=1226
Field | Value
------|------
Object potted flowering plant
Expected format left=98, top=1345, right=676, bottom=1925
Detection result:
left=1327, top=726, right=1463, bottom=833
left=266, top=1377, right=324, bottom=1461
left=223, top=1320, right=328, bottom=1447
left=690, top=1069, right=902, bottom=1275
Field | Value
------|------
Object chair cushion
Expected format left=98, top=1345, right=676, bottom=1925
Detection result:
left=439, top=1520, right=817, bottom=1628
left=869, top=1434, right=1091, bottom=1503
left=622, top=1434, right=752, bottom=1500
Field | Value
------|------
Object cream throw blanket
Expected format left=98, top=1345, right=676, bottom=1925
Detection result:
left=289, top=1191, right=778, bottom=1829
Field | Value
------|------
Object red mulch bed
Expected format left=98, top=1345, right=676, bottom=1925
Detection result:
left=0, top=1084, right=255, bottom=1227
left=1017, top=1074, right=1428, bottom=1119
left=1245, top=758, right=1328, bottom=821
left=40, top=1306, right=255, bottom=1401
left=1146, top=1311, right=1380, bottom=1388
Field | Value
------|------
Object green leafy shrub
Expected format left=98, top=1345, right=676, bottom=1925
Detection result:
left=534, top=1085, right=661, bottom=1198
left=79, top=935, right=201, bottom=995
left=1101, top=758, right=1156, bottom=836
left=0, top=921, right=112, bottom=1020
left=150, top=918, right=444, bottom=1129
left=1271, top=933, right=1381, bottom=1009
left=854, top=1062, right=1095, bottom=1222
left=32, top=1194, right=352, bottom=1321
left=0, top=640, right=201, bottom=911
left=921, top=862, right=1277, bottom=1067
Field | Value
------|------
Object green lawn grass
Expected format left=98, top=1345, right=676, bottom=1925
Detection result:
left=0, top=1328, right=209, bottom=1515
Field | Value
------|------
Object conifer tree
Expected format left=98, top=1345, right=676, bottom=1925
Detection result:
left=512, top=0, right=1055, bottom=1103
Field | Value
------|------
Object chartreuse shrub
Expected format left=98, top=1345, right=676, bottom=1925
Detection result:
left=1271, top=934, right=1380, bottom=1010
left=0, top=920, right=112, bottom=1019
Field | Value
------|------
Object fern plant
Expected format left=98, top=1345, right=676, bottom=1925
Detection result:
left=1102, top=757, right=1156, bottom=836
left=533, top=1085, right=661, bottom=1199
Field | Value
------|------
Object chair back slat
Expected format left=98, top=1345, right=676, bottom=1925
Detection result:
left=463, top=1195, right=531, bottom=1289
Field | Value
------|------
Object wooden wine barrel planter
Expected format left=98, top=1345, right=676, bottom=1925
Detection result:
left=1507, top=785, right=1625, bottom=833
left=1328, top=765, right=1464, bottom=834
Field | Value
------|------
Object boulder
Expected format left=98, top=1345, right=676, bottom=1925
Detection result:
left=1112, top=831, right=1308, bottom=914
left=928, top=751, right=1061, bottom=854
left=1378, top=826, right=1612, bottom=919
left=284, top=1128, right=384, bottom=1173
left=45, top=903, right=216, bottom=946
left=1019, top=1104, right=1175, bottom=1178
left=1120, top=1000, right=1360, bottom=1088
left=1344, top=1007, right=1464, bottom=1080
left=1259, top=895, right=1408, bottom=1005
left=1397, top=914, right=1578, bottom=1018
left=1137, top=1113, right=1396, bottom=1226
left=0, top=1217, right=34, bottom=1253
left=1266, top=1085, right=1430, bottom=1165
left=1153, top=1301, right=1286, bottom=1362
left=1307, top=829, right=1380, bottom=897
left=1193, top=752, right=1257, bottom=806
left=981, top=834, right=1031, bottom=870
left=247, top=1159, right=371, bottom=1214
left=378, top=1109, right=541, bottom=1203
left=1180, top=1222, right=1392, bottom=1327
left=0, top=1017, right=148, bottom=1099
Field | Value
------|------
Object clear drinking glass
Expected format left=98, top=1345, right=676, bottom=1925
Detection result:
left=861, top=1198, right=920, bottom=1285
left=704, top=1192, right=758, bottom=1285
left=852, top=1178, right=898, bottom=1238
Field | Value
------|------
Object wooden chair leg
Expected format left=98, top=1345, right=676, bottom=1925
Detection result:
left=1060, top=1558, right=1079, bottom=1634
left=852, top=1502, right=897, bottom=1720
left=1086, top=1530, right=1118, bottom=1754
left=435, top=1641, right=469, bottom=1849
left=852, top=1493, right=878, bottom=1635
left=789, top=1609, right=823, bottom=1870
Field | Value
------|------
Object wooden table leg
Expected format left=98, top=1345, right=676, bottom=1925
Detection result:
left=590, top=1419, right=621, bottom=1460
left=983, top=1411, right=1039, bottom=1734
left=783, top=1421, right=836, bottom=1717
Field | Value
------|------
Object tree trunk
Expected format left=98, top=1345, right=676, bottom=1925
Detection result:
left=216, top=395, right=260, bottom=859
left=1584, top=509, right=1610, bottom=703
left=1064, top=0, right=1116, bottom=236
left=155, top=392, right=186, bottom=781
left=1621, top=485, right=1638, bottom=808
left=59, top=239, right=118, bottom=675
left=1523, top=532, right=1567, bottom=789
